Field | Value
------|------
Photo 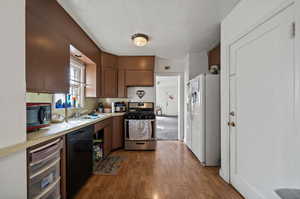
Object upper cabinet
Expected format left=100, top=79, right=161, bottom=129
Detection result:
left=102, top=52, right=117, bottom=69
left=117, top=70, right=127, bottom=98
left=26, top=9, right=69, bottom=93
left=26, top=0, right=102, bottom=95
left=101, top=52, right=118, bottom=97
left=208, top=44, right=220, bottom=70
left=118, top=56, right=155, bottom=71
left=125, top=70, right=154, bottom=86
left=118, top=56, right=155, bottom=87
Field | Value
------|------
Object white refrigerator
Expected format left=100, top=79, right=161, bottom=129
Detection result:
left=186, top=74, right=220, bottom=166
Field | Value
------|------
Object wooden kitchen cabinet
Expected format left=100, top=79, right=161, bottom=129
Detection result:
left=26, top=10, right=69, bottom=93
left=101, top=68, right=118, bottom=97
left=94, top=118, right=113, bottom=157
left=118, top=70, right=127, bottom=98
left=118, top=56, right=155, bottom=70
left=118, top=56, right=155, bottom=87
left=101, top=52, right=117, bottom=69
left=26, top=0, right=102, bottom=94
left=112, top=116, right=124, bottom=150
left=103, top=125, right=112, bottom=157
left=101, top=52, right=118, bottom=97
left=125, top=70, right=154, bottom=86
left=208, top=44, right=220, bottom=70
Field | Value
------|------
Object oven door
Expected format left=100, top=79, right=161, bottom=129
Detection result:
left=124, top=119, right=156, bottom=140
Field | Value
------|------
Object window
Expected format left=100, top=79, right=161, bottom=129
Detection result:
left=69, top=57, right=85, bottom=108
left=53, top=57, right=85, bottom=109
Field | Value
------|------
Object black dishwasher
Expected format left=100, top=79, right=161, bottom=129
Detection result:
left=67, top=125, right=94, bottom=199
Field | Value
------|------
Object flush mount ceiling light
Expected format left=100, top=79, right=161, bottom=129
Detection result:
left=131, top=33, right=149, bottom=47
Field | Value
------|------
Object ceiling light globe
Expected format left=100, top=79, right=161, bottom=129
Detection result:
left=132, top=33, right=149, bottom=47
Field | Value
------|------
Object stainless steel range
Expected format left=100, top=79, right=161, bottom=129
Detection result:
left=124, top=102, right=156, bottom=150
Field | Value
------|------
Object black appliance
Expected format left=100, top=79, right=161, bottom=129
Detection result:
left=124, top=102, right=156, bottom=120
left=66, top=125, right=93, bottom=199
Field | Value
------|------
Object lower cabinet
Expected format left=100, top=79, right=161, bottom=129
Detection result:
left=112, top=116, right=124, bottom=150
left=94, top=116, right=124, bottom=157
left=103, top=125, right=112, bottom=157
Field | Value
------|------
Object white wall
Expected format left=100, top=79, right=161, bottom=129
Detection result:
left=188, top=51, right=209, bottom=80
left=217, top=0, right=240, bottom=20
left=0, top=0, right=27, bottom=198
left=221, top=0, right=300, bottom=193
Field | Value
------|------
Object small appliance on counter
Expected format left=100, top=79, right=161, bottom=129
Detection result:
left=113, top=102, right=127, bottom=113
left=97, top=102, right=104, bottom=113
left=26, top=103, right=52, bottom=132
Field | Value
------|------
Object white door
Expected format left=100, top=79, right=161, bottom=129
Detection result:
left=229, top=4, right=295, bottom=199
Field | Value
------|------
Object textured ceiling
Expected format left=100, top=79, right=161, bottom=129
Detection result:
left=58, top=0, right=239, bottom=58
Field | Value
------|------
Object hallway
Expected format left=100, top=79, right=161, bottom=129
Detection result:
left=75, top=141, right=243, bottom=199
left=156, top=116, right=178, bottom=140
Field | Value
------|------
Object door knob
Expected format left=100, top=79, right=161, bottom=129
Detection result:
left=229, top=111, right=235, bottom=116
left=227, top=122, right=236, bottom=127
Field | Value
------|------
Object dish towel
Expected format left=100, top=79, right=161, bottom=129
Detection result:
left=128, top=120, right=152, bottom=140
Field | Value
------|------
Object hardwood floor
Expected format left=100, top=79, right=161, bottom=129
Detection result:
left=75, top=141, right=243, bottom=199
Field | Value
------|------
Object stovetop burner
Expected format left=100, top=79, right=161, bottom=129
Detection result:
left=125, top=102, right=156, bottom=120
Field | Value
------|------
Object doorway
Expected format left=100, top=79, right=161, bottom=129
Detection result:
left=155, top=76, right=180, bottom=140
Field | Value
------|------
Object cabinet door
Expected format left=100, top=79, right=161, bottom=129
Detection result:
left=103, top=125, right=112, bottom=157
left=125, top=70, right=154, bottom=86
left=118, top=70, right=127, bottom=98
left=102, top=68, right=118, bottom=97
left=101, top=52, right=117, bottom=69
left=26, top=10, right=69, bottom=93
left=118, top=56, right=154, bottom=70
left=112, top=116, right=124, bottom=150
left=208, top=44, right=220, bottom=70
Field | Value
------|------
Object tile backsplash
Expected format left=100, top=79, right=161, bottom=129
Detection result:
left=26, top=92, right=98, bottom=117
left=127, top=87, right=155, bottom=102
left=98, top=98, right=128, bottom=108
left=26, top=87, right=156, bottom=117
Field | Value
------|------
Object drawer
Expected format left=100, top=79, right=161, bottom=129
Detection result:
left=29, top=158, right=60, bottom=199
left=39, top=179, right=60, bottom=199
left=30, top=139, right=63, bottom=164
left=30, top=152, right=60, bottom=177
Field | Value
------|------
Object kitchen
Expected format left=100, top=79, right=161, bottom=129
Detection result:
left=1, top=0, right=300, bottom=199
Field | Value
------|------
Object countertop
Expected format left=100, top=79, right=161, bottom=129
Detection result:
left=0, top=113, right=125, bottom=158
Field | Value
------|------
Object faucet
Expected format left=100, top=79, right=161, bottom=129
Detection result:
left=73, top=104, right=82, bottom=119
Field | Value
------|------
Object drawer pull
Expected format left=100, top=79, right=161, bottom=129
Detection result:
left=30, top=158, right=60, bottom=179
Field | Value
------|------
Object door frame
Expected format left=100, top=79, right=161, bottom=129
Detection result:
left=220, top=0, right=299, bottom=183
left=155, top=72, right=184, bottom=141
